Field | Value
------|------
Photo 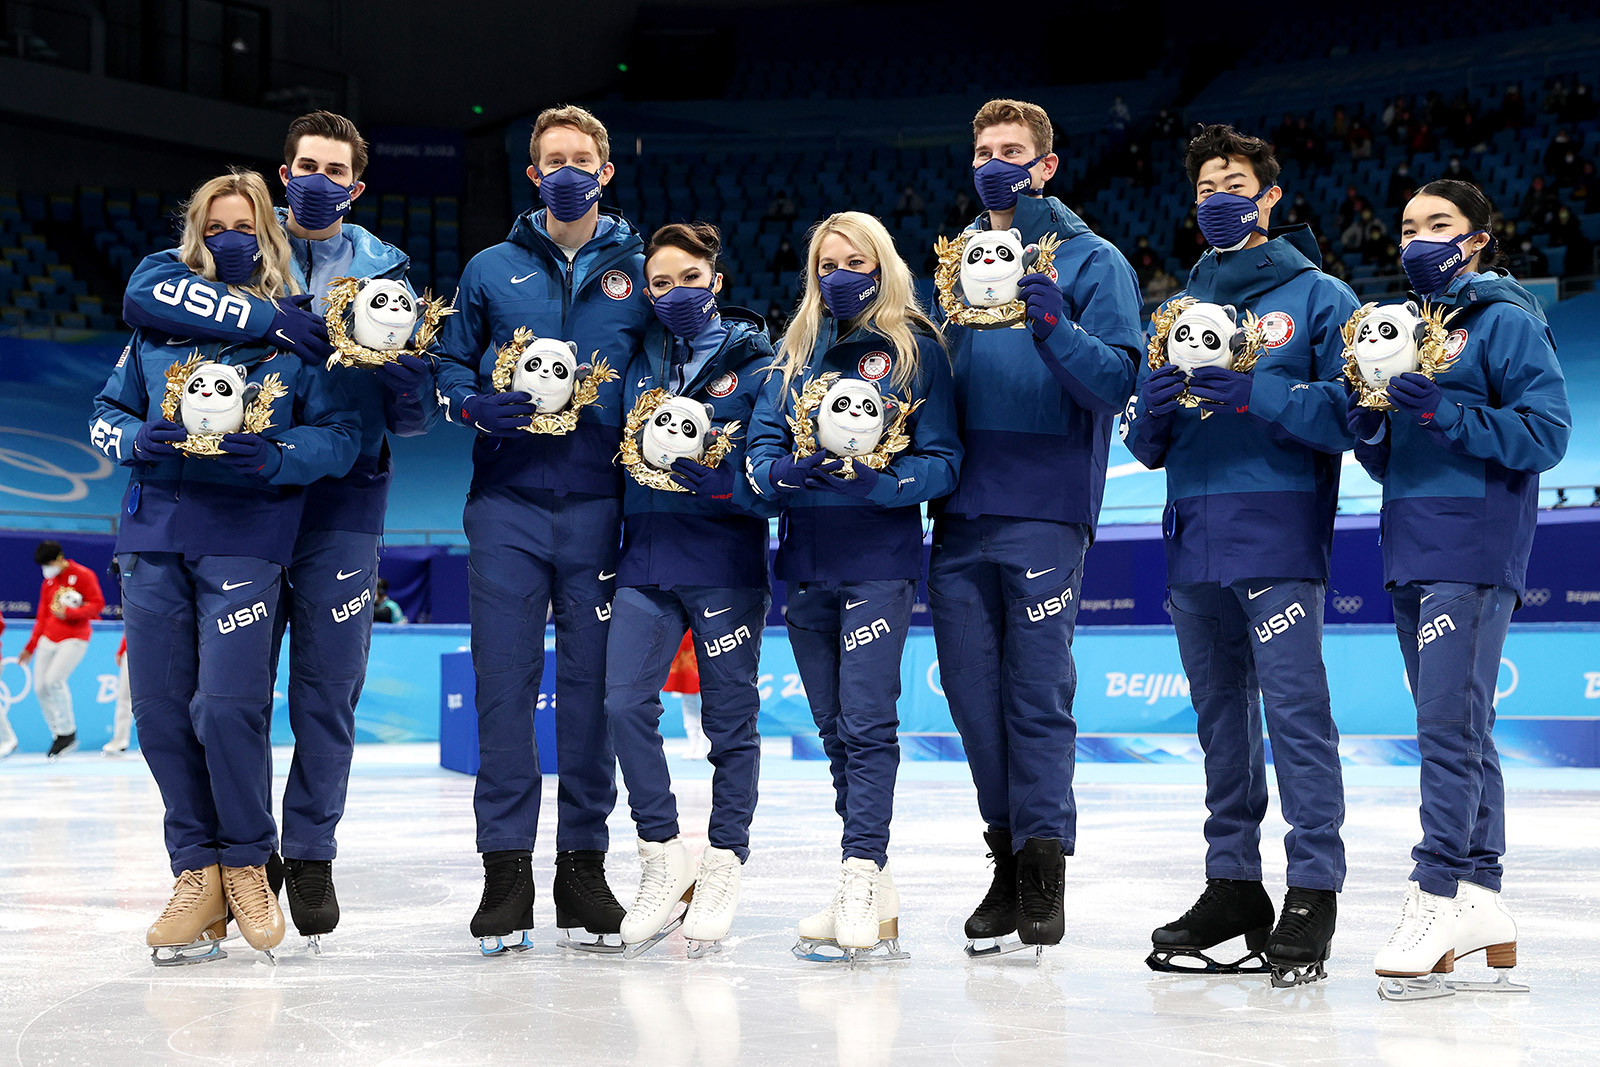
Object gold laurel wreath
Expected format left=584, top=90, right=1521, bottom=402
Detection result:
left=1146, top=297, right=1267, bottom=410
left=932, top=231, right=1063, bottom=329
left=159, top=351, right=287, bottom=457
left=617, top=388, right=741, bottom=492
left=488, top=326, right=617, bottom=435
left=787, top=371, right=923, bottom=478
left=1341, top=301, right=1460, bottom=410
left=322, top=277, right=457, bottom=370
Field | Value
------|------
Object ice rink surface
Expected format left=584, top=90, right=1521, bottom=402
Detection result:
left=3, top=744, right=1598, bottom=1067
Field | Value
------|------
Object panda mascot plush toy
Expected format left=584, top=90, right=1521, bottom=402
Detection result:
left=510, top=337, right=584, bottom=413
left=816, top=378, right=893, bottom=458
left=959, top=228, right=1041, bottom=308
left=639, top=396, right=714, bottom=471
left=179, top=362, right=256, bottom=435
left=1353, top=301, right=1425, bottom=389
left=350, top=279, right=418, bottom=351
left=53, top=587, right=84, bottom=613
left=1166, top=303, right=1246, bottom=375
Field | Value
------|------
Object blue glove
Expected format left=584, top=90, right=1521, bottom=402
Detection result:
left=1018, top=273, right=1064, bottom=341
left=377, top=352, right=432, bottom=396
left=462, top=391, right=537, bottom=436
left=1387, top=372, right=1456, bottom=429
left=133, top=418, right=187, bottom=460
left=768, top=450, right=827, bottom=493
left=1141, top=365, right=1188, bottom=417
left=670, top=458, right=735, bottom=500
left=807, top=458, right=882, bottom=498
left=1186, top=367, right=1254, bottom=413
left=1346, top=387, right=1386, bottom=443
left=267, top=294, right=334, bottom=363
left=217, top=432, right=283, bottom=478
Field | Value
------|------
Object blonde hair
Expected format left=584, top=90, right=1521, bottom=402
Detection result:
left=530, top=104, right=611, bottom=166
left=178, top=169, right=299, bottom=301
left=973, top=98, right=1054, bottom=157
left=777, top=211, right=941, bottom=394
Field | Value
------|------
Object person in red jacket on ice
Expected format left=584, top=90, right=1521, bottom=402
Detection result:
left=18, top=541, right=105, bottom=758
left=0, top=614, right=12, bottom=759
left=663, top=631, right=708, bottom=760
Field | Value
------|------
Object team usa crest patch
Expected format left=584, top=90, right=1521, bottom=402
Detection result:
left=858, top=351, right=891, bottom=381
left=707, top=371, right=738, bottom=398
left=601, top=270, right=633, bottom=300
left=1441, top=328, right=1469, bottom=365
left=1259, top=311, right=1296, bottom=348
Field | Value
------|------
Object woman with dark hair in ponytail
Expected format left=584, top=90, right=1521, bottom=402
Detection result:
left=1349, top=179, right=1570, bottom=1000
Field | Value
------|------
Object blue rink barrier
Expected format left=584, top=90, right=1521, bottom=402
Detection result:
left=4, top=621, right=1598, bottom=767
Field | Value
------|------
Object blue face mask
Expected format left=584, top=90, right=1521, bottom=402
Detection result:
left=652, top=284, right=719, bottom=338
left=204, top=229, right=261, bottom=285
left=285, top=172, right=356, bottom=231
left=1197, top=188, right=1270, bottom=252
left=819, top=267, right=880, bottom=319
left=538, top=165, right=603, bottom=223
left=973, top=154, right=1045, bottom=212
left=1401, top=231, right=1488, bottom=296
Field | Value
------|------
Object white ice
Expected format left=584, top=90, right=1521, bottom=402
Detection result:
left=2, top=745, right=1598, bottom=1066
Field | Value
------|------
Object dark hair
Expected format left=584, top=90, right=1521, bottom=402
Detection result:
left=376, top=578, right=389, bottom=596
left=645, top=222, right=721, bottom=271
left=284, top=111, right=370, bottom=179
left=34, top=540, right=63, bottom=565
left=1185, top=123, right=1281, bottom=188
left=1414, top=179, right=1505, bottom=267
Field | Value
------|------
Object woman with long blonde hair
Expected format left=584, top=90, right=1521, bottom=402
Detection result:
left=175, top=168, right=302, bottom=301
left=746, top=210, right=962, bottom=961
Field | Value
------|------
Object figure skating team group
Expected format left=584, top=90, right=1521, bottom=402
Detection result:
left=88, top=98, right=1569, bottom=1001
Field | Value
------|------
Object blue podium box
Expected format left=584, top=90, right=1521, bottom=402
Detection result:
left=439, top=649, right=559, bottom=775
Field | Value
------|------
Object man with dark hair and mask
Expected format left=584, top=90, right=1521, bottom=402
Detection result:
left=434, top=103, right=650, bottom=956
left=118, top=110, right=429, bottom=951
left=1121, top=124, right=1359, bottom=988
left=929, top=98, right=1143, bottom=958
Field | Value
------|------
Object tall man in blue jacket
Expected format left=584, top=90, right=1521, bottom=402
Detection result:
left=1122, top=125, right=1359, bottom=986
left=434, top=104, right=650, bottom=954
left=122, top=112, right=429, bottom=946
left=929, top=98, right=1143, bottom=953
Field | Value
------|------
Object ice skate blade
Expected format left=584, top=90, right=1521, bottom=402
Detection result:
left=151, top=941, right=228, bottom=967
left=686, top=939, right=724, bottom=960
left=623, top=914, right=686, bottom=960
left=792, top=937, right=910, bottom=964
left=478, top=931, right=533, bottom=957
left=1146, top=947, right=1271, bottom=975
left=305, top=935, right=323, bottom=955
left=1269, top=959, right=1327, bottom=988
left=1443, top=969, right=1529, bottom=994
left=558, top=930, right=624, bottom=954
left=1378, top=974, right=1455, bottom=1001
left=966, top=937, right=1030, bottom=959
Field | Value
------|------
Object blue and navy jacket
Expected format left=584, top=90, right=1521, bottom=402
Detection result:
left=941, top=195, right=1142, bottom=530
left=1353, top=272, right=1570, bottom=595
left=122, top=212, right=422, bottom=535
left=435, top=207, right=651, bottom=497
left=746, top=325, right=963, bottom=583
left=618, top=308, right=777, bottom=591
left=1121, top=225, right=1360, bottom=586
left=90, top=330, right=360, bottom=566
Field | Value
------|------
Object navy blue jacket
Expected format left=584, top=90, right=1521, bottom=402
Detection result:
left=1353, top=272, right=1570, bottom=595
left=746, top=325, right=963, bottom=583
left=1121, top=226, right=1360, bottom=585
left=435, top=208, right=651, bottom=497
left=90, top=331, right=360, bottom=565
left=122, top=214, right=423, bottom=535
left=941, top=195, right=1143, bottom=530
left=619, top=308, right=777, bottom=590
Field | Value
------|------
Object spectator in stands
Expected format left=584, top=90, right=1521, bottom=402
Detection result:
left=1547, top=205, right=1593, bottom=276
left=1387, top=162, right=1417, bottom=209
left=1544, top=130, right=1583, bottom=188
left=1171, top=207, right=1207, bottom=270
left=1544, top=80, right=1569, bottom=117
left=764, top=189, right=797, bottom=223
left=372, top=578, right=406, bottom=624
left=765, top=301, right=788, bottom=342
left=1574, top=161, right=1600, bottom=213
left=1143, top=265, right=1179, bottom=305
left=1444, top=92, right=1479, bottom=148
left=1342, top=207, right=1384, bottom=253
left=1443, top=156, right=1475, bottom=185
left=1331, top=106, right=1349, bottom=142
left=1519, top=176, right=1559, bottom=233
left=1129, top=234, right=1159, bottom=284
left=1506, top=234, right=1549, bottom=277
left=1107, top=95, right=1132, bottom=143
left=1347, top=121, right=1374, bottom=161
left=1408, top=122, right=1439, bottom=155
left=945, top=190, right=976, bottom=229
left=1336, top=186, right=1365, bottom=232
left=1498, top=84, right=1527, bottom=130
left=893, top=185, right=926, bottom=220
left=1560, top=81, right=1596, bottom=124
left=1152, top=108, right=1181, bottom=141
left=1382, top=96, right=1410, bottom=143
left=770, top=236, right=800, bottom=277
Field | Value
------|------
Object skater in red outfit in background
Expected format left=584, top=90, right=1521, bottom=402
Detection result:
left=0, top=615, right=12, bottom=759
left=663, top=631, right=708, bottom=760
left=18, top=541, right=105, bottom=759
left=105, top=637, right=133, bottom=756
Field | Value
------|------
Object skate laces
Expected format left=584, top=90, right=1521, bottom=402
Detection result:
left=1274, top=889, right=1327, bottom=943
left=564, top=857, right=621, bottom=909
left=694, top=856, right=738, bottom=914
left=836, top=863, right=878, bottom=926
left=158, top=869, right=211, bottom=922
left=1019, top=859, right=1062, bottom=920
left=634, top=847, right=677, bottom=910
left=479, top=859, right=525, bottom=912
left=1385, top=883, right=1441, bottom=948
left=225, top=867, right=276, bottom=923
left=287, top=861, right=332, bottom=908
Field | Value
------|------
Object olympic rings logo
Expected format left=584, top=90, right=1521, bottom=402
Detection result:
left=0, top=656, right=34, bottom=714
left=1331, top=595, right=1364, bottom=614
left=1522, top=588, right=1551, bottom=607
left=0, top=425, right=114, bottom=503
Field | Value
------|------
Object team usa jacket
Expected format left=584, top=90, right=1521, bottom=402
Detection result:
left=941, top=195, right=1143, bottom=529
left=24, top=560, right=105, bottom=652
left=90, top=331, right=360, bottom=565
left=1352, top=272, right=1570, bottom=595
left=746, top=325, right=963, bottom=583
left=619, top=309, right=778, bottom=590
left=121, top=213, right=421, bottom=534
left=435, top=207, right=651, bottom=497
left=1122, top=225, right=1360, bottom=585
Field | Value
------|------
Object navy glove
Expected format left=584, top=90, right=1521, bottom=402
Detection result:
left=217, top=432, right=282, bottom=479
left=1186, top=367, right=1254, bottom=413
left=1346, top=387, right=1386, bottom=443
left=133, top=418, right=187, bottom=460
left=1018, top=273, right=1064, bottom=341
left=1387, top=372, right=1456, bottom=429
left=267, top=294, right=334, bottom=363
left=462, top=391, right=537, bottom=436
left=1141, top=365, right=1188, bottom=417
left=670, top=458, right=735, bottom=500
left=768, top=450, right=827, bottom=493
left=377, top=352, right=432, bottom=396
left=807, top=458, right=882, bottom=498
